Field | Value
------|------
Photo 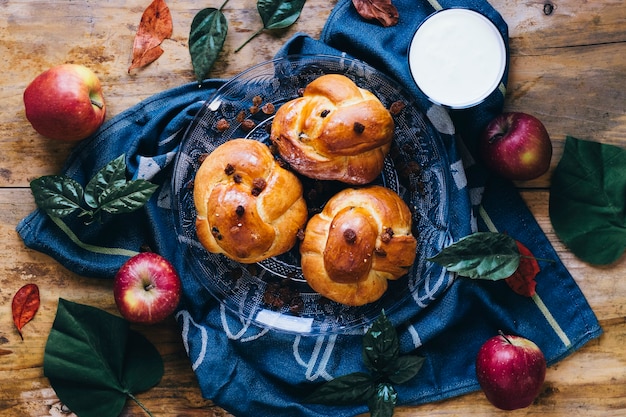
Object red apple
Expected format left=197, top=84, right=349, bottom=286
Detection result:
left=23, top=63, right=106, bottom=141
left=479, top=112, right=552, bottom=180
left=476, top=332, right=547, bottom=410
left=113, top=252, right=182, bottom=325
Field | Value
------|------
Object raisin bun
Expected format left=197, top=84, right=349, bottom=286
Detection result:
left=194, top=139, right=308, bottom=264
left=300, top=185, right=417, bottom=306
left=270, top=74, right=395, bottom=185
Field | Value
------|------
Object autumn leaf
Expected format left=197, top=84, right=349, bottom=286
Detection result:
left=12, top=284, right=40, bottom=340
left=505, top=241, right=540, bottom=297
left=352, top=0, right=399, bottom=27
left=128, top=0, right=173, bottom=73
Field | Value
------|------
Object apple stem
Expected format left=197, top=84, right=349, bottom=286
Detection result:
left=144, top=283, right=155, bottom=291
left=90, top=98, right=104, bottom=109
left=498, top=330, right=513, bottom=344
left=127, top=392, right=155, bottom=417
left=488, top=133, right=505, bottom=144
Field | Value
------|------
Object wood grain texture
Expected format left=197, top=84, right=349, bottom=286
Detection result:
left=1, top=1, right=625, bottom=416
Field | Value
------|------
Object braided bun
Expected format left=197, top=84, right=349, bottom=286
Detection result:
left=194, top=139, right=308, bottom=263
left=300, top=185, right=417, bottom=306
left=270, top=74, right=394, bottom=185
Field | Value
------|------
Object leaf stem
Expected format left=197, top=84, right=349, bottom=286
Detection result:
left=234, top=27, right=264, bottom=53
left=219, top=0, right=229, bottom=11
left=127, top=392, right=155, bottom=417
left=49, top=215, right=141, bottom=257
left=520, top=255, right=556, bottom=264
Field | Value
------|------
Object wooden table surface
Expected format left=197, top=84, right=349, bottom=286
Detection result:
left=1, top=1, right=625, bottom=416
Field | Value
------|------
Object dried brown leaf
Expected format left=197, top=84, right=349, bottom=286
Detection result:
left=128, top=0, right=173, bottom=73
left=352, top=0, right=399, bottom=27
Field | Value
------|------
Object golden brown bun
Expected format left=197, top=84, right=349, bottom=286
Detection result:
left=270, top=74, right=395, bottom=185
left=194, top=139, right=308, bottom=264
left=300, top=185, right=417, bottom=306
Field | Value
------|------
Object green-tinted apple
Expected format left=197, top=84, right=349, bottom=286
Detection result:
left=23, top=64, right=106, bottom=141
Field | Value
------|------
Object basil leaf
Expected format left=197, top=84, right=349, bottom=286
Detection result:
left=368, top=383, right=397, bottom=417
left=30, top=175, right=85, bottom=218
left=97, top=179, right=159, bottom=215
left=44, top=299, right=163, bottom=417
left=428, top=232, right=520, bottom=280
left=363, top=311, right=399, bottom=374
left=549, top=136, right=626, bottom=265
left=258, top=0, right=307, bottom=30
left=386, top=355, right=425, bottom=385
left=84, top=154, right=127, bottom=209
left=189, top=7, right=228, bottom=83
left=304, top=372, right=374, bottom=405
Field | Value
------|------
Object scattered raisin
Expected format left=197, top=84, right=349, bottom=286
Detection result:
left=233, top=173, right=243, bottom=184
left=224, top=163, right=235, bottom=175
left=389, top=100, right=406, bottom=115
left=320, top=109, right=330, bottom=118
left=262, top=102, right=275, bottom=114
left=251, top=178, right=267, bottom=196
left=252, top=95, right=263, bottom=106
left=216, top=118, right=231, bottom=132
left=236, top=110, right=246, bottom=123
left=249, top=105, right=260, bottom=114
left=296, top=228, right=305, bottom=241
left=241, top=119, right=256, bottom=131
left=235, top=205, right=245, bottom=216
left=343, top=229, right=357, bottom=244
left=353, top=122, right=365, bottom=134
left=198, top=153, right=209, bottom=164
left=289, top=296, right=304, bottom=314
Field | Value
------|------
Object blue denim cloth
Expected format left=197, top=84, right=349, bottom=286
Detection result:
left=17, top=1, right=601, bottom=416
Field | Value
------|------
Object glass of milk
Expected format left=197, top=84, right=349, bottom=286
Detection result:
left=408, top=8, right=507, bottom=109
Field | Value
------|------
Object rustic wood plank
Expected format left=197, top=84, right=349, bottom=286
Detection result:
left=1, top=0, right=625, bottom=416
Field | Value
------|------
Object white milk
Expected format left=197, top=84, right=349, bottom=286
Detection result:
left=408, top=8, right=506, bottom=109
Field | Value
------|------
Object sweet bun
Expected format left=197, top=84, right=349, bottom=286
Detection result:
left=270, top=74, right=395, bottom=185
left=300, top=185, right=417, bottom=306
left=194, top=139, right=308, bottom=264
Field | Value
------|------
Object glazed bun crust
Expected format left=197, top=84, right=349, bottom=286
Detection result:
left=194, top=139, right=308, bottom=264
left=300, top=185, right=417, bottom=306
left=271, top=74, right=395, bottom=185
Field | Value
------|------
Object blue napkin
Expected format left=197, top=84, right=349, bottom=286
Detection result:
left=17, top=1, right=601, bottom=416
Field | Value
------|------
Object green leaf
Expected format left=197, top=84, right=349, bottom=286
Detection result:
left=30, top=175, right=85, bottom=218
left=235, top=0, right=306, bottom=52
left=84, top=154, right=127, bottom=209
left=363, top=311, right=399, bottom=375
left=368, top=383, right=397, bottom=417
left=386, top=355, right=425, bottom=385
left=97, top=179, right=159, bottom=216
left=428, top=232, right=520, bottom=280
left=44, top=299, right=163, bottom=417
left=29, top=154, right=158, bottom=224
left=549, top=136, right=626, bottom=265
left=304, top=372, right=375, bottom=405
left=189, top=6, right=228, bottom=83
left=258, top=0, right=306, bottom=30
